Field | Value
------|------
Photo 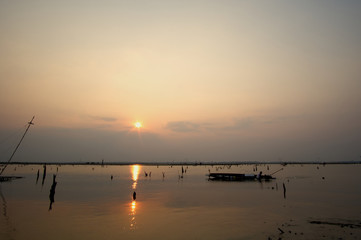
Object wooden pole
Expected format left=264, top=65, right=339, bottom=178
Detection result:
left=0, top=116, right=35, bottom=176
left=283, top=183, right=286, bottom=199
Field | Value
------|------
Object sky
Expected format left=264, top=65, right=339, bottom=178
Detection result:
left=1, top=0, right=361, bottom=163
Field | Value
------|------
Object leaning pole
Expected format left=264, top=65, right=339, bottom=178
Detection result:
left=0, top=116, right=35, bottom=176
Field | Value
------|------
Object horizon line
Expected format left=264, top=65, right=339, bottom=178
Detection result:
left=1, top=160, right=360, bottom=166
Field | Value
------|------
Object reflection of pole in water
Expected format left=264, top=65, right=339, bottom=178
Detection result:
left=0, top=184, right=16, bottom=237
left=49, top=174, right=57, bottom=210
left=0, top=185, right=8, bottom=217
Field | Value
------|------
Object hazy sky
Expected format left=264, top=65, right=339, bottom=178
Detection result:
left=1, top=0, right=361, bottom=163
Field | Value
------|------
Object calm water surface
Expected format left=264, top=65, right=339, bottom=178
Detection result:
left=1, top=164, right=361, bottom=240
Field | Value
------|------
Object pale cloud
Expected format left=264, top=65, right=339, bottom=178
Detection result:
left=222, top=118, right=255, bottom=131
left=165, top=121, right=200, bottom=133
left=165, top=116, right=293, bottom=134
left=88, top=115, right=117, bottom=122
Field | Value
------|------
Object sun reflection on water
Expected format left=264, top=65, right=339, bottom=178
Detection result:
left=130, top=200, right=137, bottom=229
left=129, top=165, right=140, bottom=230
left=131, top=200, right=136, bottom=211
left=131, top=165, right=140, bottom=189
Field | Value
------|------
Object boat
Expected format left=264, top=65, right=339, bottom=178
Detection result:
left=0, top=176, right=23, bottom=182
left=208, top=173, right=274, bottom=181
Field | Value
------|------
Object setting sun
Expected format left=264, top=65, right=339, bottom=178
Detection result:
left=134, top=122, right=142, bottom=129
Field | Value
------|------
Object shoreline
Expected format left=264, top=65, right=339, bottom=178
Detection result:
left=1, top=161, right=360, bottom=166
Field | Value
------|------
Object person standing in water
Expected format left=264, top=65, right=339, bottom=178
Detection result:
left=257, top=171, right=263, bottom=180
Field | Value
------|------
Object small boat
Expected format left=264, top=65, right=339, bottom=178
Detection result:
left=208, top=173, right=274, bottom=181
left=0, top=176, right=23, bottom=182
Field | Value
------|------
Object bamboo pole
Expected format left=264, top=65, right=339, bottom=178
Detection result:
left=0, top=116, right=35, bottom=176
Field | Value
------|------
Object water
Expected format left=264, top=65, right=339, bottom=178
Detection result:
left=1, top=164, right=361, bottom=240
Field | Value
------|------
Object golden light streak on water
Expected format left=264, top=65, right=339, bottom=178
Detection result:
left=131, top=165, right=140, bottom=189
left=129, top=200, right=137, bottom=230
left=130, top=165, right=140, bottom=230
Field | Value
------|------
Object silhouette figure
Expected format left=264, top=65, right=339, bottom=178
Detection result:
left=257, top=171, right=263, bottom=180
